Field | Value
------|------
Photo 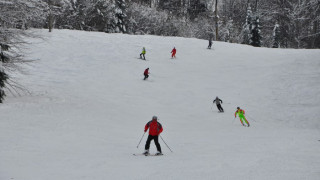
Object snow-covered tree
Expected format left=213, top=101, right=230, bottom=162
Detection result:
left=0, top=0, right=43, bottom=102
left=0, top=43, right=9, bottom=103
left=82, top=0, right=115, bottom=32
left=220, top=19, right=235, bottom=43
left=0, top=28, right=33, bottom=103
left=0, top=0, right=48, bottom=29
left=44, top=0, right=68, bottom=32
left=250, top=16, right=262, bottom=47
left=241, top=4, right=253, bottom=44
left=272, top=22, right=280, bottom=48
left=115, top=0, right=127, bottom=33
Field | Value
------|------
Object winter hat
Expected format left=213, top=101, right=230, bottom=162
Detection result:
left=152, top=116, right=158, bottom=120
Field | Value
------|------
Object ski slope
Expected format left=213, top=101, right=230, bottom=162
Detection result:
left=1, top=29, right=320, bottom=180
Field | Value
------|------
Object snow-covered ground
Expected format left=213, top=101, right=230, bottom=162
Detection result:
left=1, top=29, right=320, bottom=180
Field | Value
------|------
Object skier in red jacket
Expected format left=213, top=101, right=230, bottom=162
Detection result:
left=171, top=47, right=176, bottom=58
left=143, top=116, right=163, bottom=155
left=143, top=68, right=149, bottom=80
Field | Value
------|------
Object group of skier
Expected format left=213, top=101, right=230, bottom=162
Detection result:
left=140, top=46, right=175, bottom=81
left=212, top=97, right=250, bottom=127
left=141, top=102, right=250, bottom=156
left=139, top=47, right=176, bottom=61
left=138, top=42, right=251, bottom=156
left=140, top=36, right=212, bottom=61
left=141, top=47, right=176, bottom=81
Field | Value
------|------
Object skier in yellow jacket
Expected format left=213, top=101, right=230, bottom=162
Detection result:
left=235, top=107, right=250, bottom=127
left=140, top=47, right=146, bottom=60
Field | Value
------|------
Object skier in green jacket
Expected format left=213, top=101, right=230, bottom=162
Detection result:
left=235, top=107, right=250, bottom=127
left=140, top=47, right=146, bottom=60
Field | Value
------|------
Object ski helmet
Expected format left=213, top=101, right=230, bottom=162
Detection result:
left=237, top=107, right=240, bottom=109
left=152, top=116, right=158, bottom=120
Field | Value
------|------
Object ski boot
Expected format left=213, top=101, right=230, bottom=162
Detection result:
left=155, top=151, right=163, bottom=156
left=143, top=150, right=150, bottom=156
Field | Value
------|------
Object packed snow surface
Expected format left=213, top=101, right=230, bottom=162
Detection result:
left=1, top=29, right=320, bottom=180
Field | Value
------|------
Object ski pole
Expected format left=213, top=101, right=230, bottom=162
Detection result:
left=136, top=132, right=146, bottom=148
left=232, top=116, right=236, bottom=124
left=160, top=135, right=173, bottom=152
left=211, top=103, right=214, bottom=111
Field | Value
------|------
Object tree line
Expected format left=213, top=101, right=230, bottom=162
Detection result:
left=1, top=0, right=319, bottom=48
left=56, top=0, right=320, bottom=49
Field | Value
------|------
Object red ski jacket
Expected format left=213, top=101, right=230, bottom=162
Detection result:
left=171, top=48, right=176, bottom=54
left=144, top=120, right=163, bottom=136
left=144, top=68, right=149, bottom=75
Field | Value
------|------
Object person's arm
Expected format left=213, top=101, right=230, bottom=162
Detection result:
left=158, top=123, right=163, bottom=134
left=220, top=99, right=223, bottom=104
left=144, top=122, right=150, bottom=132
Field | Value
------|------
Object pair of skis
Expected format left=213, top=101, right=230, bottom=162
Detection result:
left=133, top=153, right=163, bottom=156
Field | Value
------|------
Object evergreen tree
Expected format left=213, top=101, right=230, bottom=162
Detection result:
left=188, top=0, right=207, bottom=19
left=272, top=22, right=280, bottom=48
left=115, top=0, right=127, bottom=33
left=0, top=43, right=9, bottom=103
left=221, top=19, right=235, bottom=43
left=85, top=0, right=115, bottom=32
left=241, top=4, right=253, bottom=45
left=250, top=16, right=262, bottom=47
left=69, top=0, right=89, bottom=30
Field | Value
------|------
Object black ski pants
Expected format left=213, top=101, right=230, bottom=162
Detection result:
left=145, top=135, right=162, bottom=152
left=140, top=53, right=145, bottom=60
left=217, top=104, right=224, bottom=112
left=143, top=74, right=149, bottom=80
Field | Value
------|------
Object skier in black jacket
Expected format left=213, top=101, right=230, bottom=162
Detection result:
left=208, top=37, right=213, bottom=49
left=213, top=96, right=224, bottom=112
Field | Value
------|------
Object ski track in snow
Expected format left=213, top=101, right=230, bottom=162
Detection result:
left=0, top=29, right=320, bottom=180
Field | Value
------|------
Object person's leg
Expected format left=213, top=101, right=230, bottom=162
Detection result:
left=154, top=136, right=162, bottom=153
left=220, top=105, right=224, bottom=112
left=145, top=135, right=152, bottom=151
left=216, top=104, right=220, bottom=111
left=239, top=117, right=244, bottom=126
left=143, top=54, right=145, bottom=60
left=243, top=116, right=250, bottom=126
